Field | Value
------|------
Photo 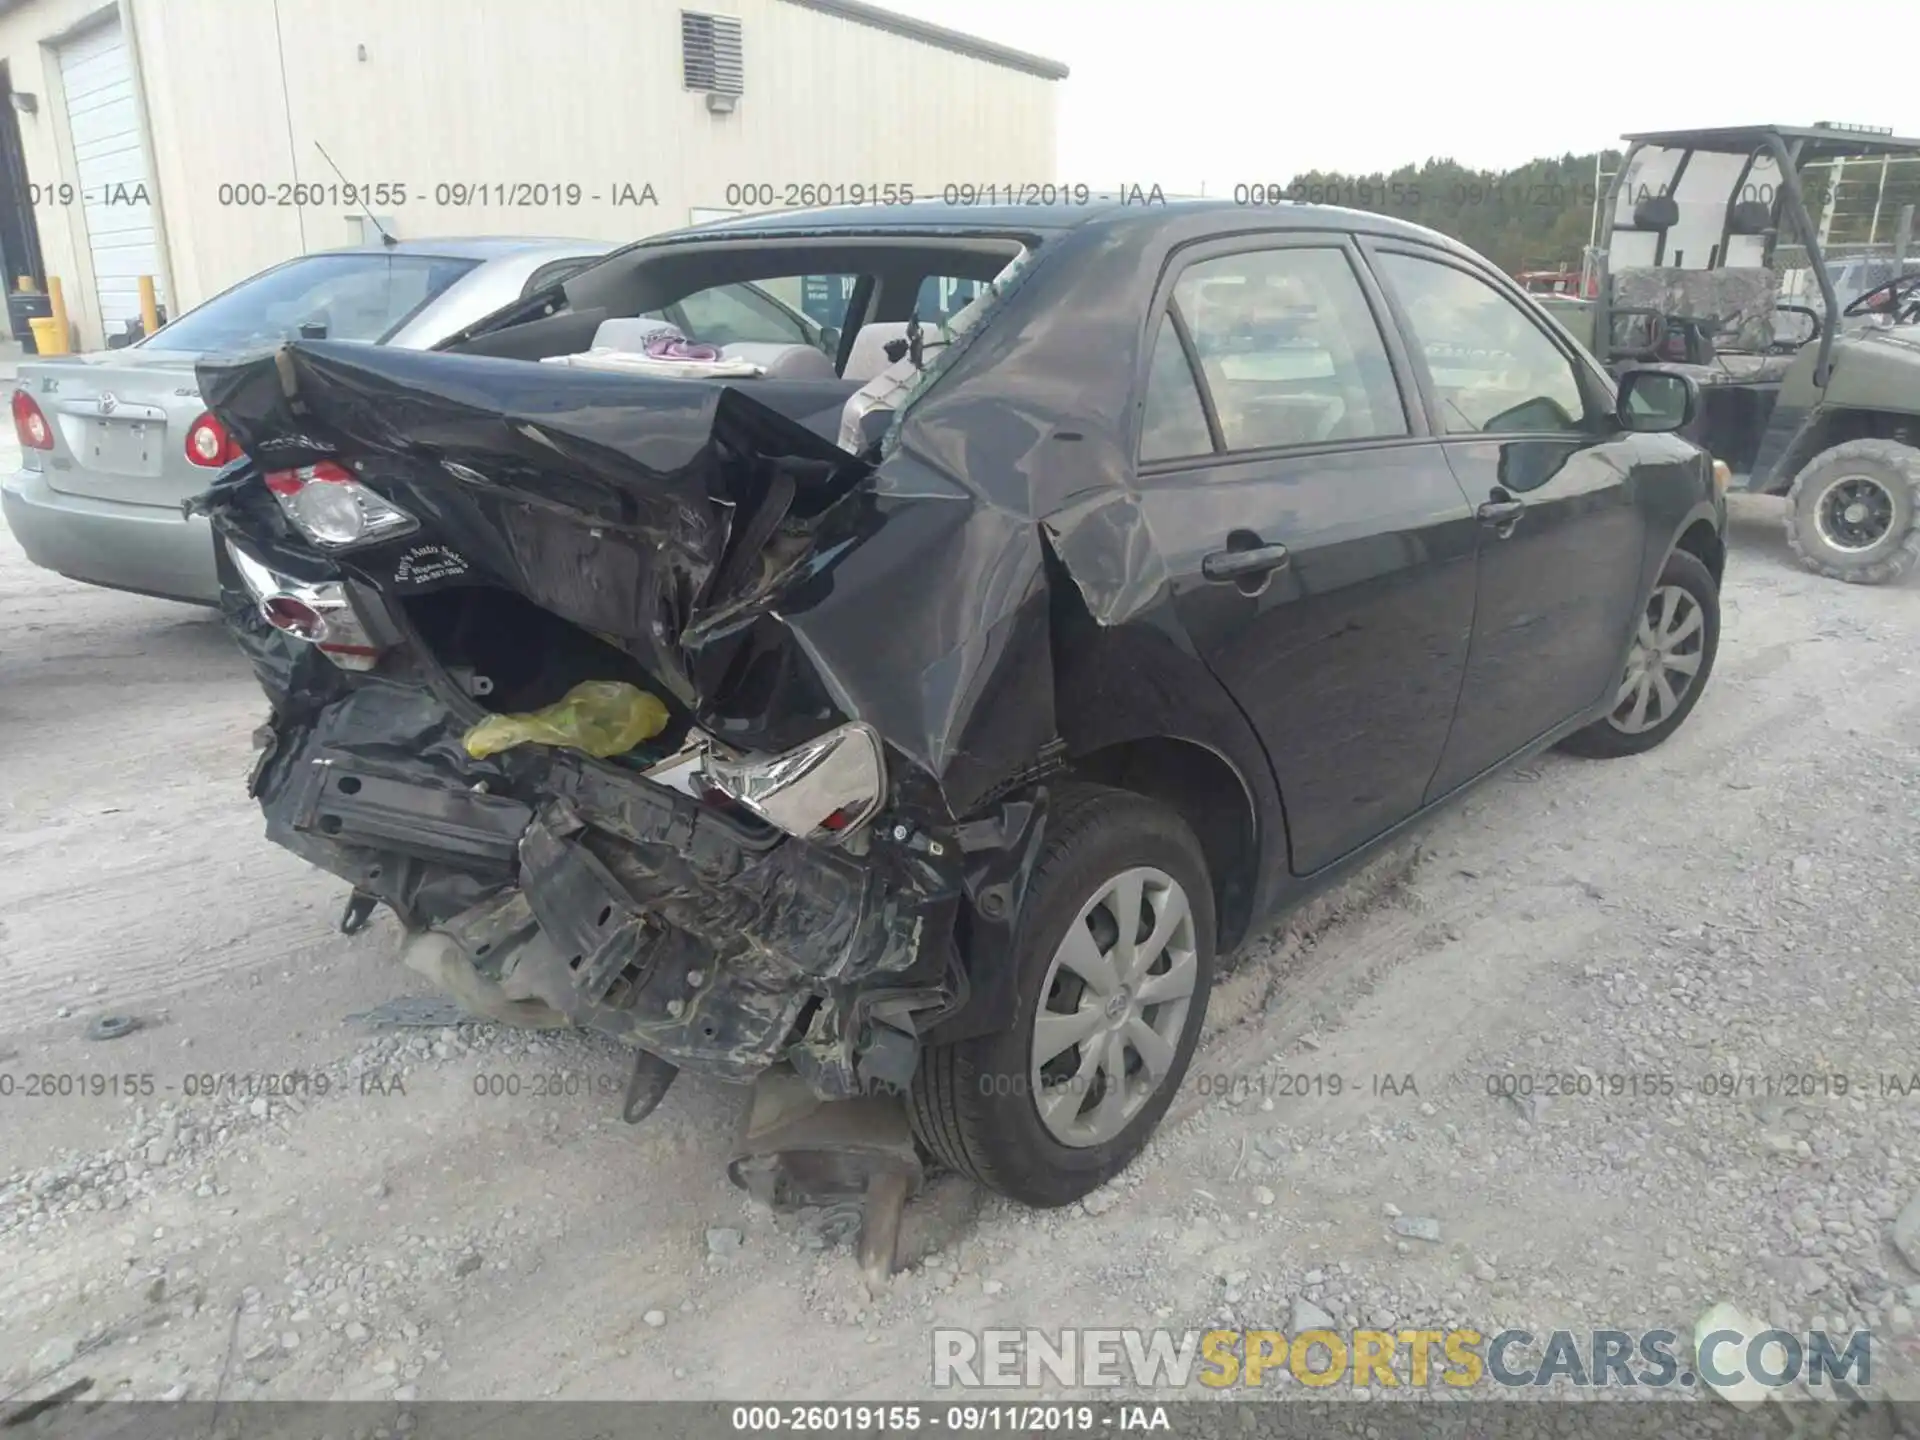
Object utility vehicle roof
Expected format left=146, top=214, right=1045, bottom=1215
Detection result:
left=1619, top=125, right=1920, bottom=163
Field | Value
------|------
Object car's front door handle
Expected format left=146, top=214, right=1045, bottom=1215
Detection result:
left=1477, top=498, right=1526, bottom=532
left=1202, top=543, right=1292, bottom=582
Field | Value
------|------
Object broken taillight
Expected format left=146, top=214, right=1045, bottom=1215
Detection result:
left=263, top=461, right=418, bottom=549
left=263, top=594, right=327, bottom=640
left=700, top=724, right=887, bottom=845
left=11, top=389, right=52, bottom=450
left=225, top=541, right=385, bottom=672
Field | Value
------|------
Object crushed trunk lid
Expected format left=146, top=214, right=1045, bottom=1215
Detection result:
left=196, top=340, right=866, bottom=713
left=194, top=339, right=1062, bottom=818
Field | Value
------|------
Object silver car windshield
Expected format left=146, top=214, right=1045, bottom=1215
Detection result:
left=142, top=253, right=482, bottom=352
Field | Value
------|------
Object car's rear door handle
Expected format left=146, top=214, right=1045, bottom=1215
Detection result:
left=1477, top=498, right=1526, bottom=532
left=1202, top=543, right=1292, bottom=582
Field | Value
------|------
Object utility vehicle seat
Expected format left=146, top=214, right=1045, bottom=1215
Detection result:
left=1612, top=267, right=1783, bottom=355
left=1709, top=353, right=1798, bottom=383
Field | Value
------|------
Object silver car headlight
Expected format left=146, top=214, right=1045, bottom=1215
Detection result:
left=700, top=722, right=886, bottom=845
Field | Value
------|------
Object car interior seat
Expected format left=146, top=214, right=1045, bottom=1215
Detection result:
left=715, top=342, right=838, bottom=380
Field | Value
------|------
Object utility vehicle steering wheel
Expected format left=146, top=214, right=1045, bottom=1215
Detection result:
left=1842, top=273, right=1920, bottom=325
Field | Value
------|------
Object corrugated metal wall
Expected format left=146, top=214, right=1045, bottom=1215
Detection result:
left=0, top=0, right=149, bottom=349
left=130, top=0, right=1060, bottom=311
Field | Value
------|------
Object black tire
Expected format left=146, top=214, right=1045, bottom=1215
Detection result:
left=1558, top=549, right=1720, bottom=759
left=1783, top=439, right=1920, bottom=585
left=909, top=783, right=1215, bottom=1207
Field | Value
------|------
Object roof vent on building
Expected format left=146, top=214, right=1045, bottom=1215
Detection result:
left=682, top=12, right=744, bottom=97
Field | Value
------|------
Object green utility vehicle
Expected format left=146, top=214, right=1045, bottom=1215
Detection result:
left=1556, top=123, right=1920, bottom=584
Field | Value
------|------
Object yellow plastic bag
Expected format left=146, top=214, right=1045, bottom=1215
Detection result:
left=462, top=680, right=670, bottom=760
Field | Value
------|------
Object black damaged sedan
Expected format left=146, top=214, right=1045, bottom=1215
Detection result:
left=191, top=199, right=1726, bottom=1257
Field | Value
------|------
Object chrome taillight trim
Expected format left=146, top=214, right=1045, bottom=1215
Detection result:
left=699, top=722, right=886, bottom=845
left=225, top=540, right=383, bottom=671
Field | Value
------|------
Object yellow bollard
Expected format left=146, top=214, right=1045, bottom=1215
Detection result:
left=138, top=275, right=159, bottom=336
left=47, top=276, right=71, bottom=352
left=29, top=315, right=66, bottom=355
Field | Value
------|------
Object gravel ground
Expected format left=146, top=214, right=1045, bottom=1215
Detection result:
left=4, top=458, right=1919, bottom=1421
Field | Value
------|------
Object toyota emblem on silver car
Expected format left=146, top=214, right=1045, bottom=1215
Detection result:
left=98, top=393, right=117, bottom=415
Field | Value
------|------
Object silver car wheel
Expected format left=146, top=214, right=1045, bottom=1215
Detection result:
left=1029, top=865, right=1198, bottom=1148
left=1608, top=583, right=1705, bottom=735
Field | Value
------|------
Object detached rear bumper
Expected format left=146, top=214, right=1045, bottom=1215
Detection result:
left=2, top=467, right=220, bottom=605
left=257, top=687, right=958, bottom=1095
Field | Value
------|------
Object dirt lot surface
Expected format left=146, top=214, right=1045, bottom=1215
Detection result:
left=4, top=448, right=1920, bottom=1416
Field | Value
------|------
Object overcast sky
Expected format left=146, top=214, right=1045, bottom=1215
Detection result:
left=884, top=0, right=1919, bottom=183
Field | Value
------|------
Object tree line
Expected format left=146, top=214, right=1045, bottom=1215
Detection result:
left=1268, top=152, right=1620, bottom=274
left=1271, top=149, right=1920, bottom=271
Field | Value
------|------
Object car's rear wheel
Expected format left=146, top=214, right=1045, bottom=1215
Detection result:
left=909, top=783, right=1215, bottom=1207
left=1783, top=439, right=1920, bottom=585
left=1558, top=549, right=1720, bottom=759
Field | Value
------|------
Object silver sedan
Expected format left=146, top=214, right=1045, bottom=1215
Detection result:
left=3, top=237, right=612, bottom=606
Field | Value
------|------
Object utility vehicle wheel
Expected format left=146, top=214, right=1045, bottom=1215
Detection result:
left=1558, top=550, right=1720, bottom=760
left=1783, top=439, right=1920, bottom=585
left=910, top=784, right=1215, bottom=1208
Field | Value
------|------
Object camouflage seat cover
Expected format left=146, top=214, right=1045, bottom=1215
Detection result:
left=1644, top=355, right=1796, bottom=388
left=1612, top=268, right=1781, bottom=354
left=1710, top=352, right=1796, bottom=383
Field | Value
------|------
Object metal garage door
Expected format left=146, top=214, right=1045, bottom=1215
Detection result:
left=57, top=15, right=164, bottom=331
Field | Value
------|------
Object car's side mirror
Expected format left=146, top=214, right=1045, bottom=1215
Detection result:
left=1616, top=367, right=1698, bottom=433
left=819, top=326, right=841, bottom=356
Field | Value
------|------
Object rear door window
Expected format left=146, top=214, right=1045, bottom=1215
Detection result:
left=1139, top=316, right=1215, bottom=462
left=1170, top=247, right=1408, bottom=452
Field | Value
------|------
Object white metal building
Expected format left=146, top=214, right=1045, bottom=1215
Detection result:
left=0, top=0, right=1066, bottom=350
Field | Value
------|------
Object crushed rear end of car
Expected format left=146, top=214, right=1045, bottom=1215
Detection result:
left=189, top=337, right=1062, bottom=1268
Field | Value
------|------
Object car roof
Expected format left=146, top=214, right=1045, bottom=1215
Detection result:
left=310, top=236, right=614, bottom=262
left=645, top=197, right=1470, bottom=252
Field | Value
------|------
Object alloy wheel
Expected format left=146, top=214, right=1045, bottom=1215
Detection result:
left=1814, top=475, right=1898, bottom=553
left=1029, top=866, right=1199, bottom=1147
left=1609, top=584, right=1705, bottom=735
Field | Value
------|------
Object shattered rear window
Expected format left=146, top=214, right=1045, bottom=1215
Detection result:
left=878, top=245, right=1040, bottom=448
